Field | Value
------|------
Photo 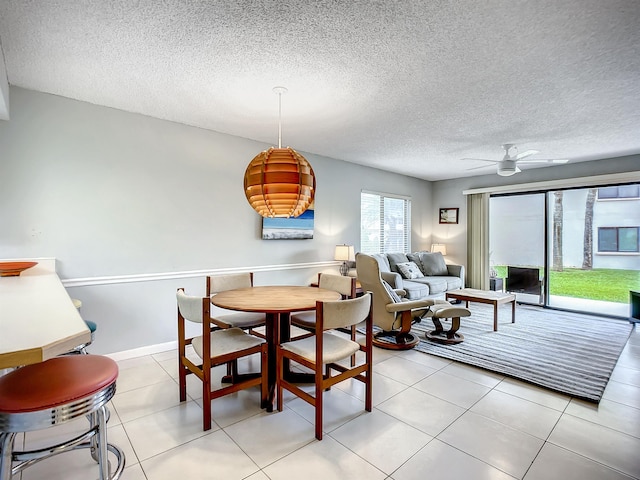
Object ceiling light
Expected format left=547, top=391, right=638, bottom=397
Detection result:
left=243, top=87, right=316, bottom=218
left=497, top=160, right=519, bottom=176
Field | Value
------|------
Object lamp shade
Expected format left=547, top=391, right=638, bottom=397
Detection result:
left=334, top=244, right=355, bottom=262
left=431, top=243, right=447, bottom=255
left=244, top=147, right=316, bottom=218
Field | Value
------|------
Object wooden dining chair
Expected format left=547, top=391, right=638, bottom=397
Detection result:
left=207, top=272, right=267, bottom=377
left=277, top=293, right=373, bottom=440
left=177, top=288, right=268, bottom=431
left=206, top=272, right=266, bottom=330
left=291, top=273, right=358, bottom=363
left=291, top=273, right=357, bottom=329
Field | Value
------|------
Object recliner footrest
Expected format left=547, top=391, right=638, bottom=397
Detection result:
left=430, top=305, right=471, bottom=319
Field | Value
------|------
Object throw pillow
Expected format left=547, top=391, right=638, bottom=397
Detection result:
left=406, top=253, right=425, bottom=274
left=396, top=261, right=425, bottom=279
left=382, top=280, right=403, bottom=303
left=418, top=252, right=448, bottom=276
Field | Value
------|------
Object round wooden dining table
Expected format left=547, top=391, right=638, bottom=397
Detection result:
left=211, top=285, right=341, bottom=411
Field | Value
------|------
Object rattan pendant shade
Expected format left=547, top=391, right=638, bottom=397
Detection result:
left=244, top=146, right=315, bottom=218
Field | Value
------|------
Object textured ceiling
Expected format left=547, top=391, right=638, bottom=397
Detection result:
left=0, top=0, right=639, bottom=181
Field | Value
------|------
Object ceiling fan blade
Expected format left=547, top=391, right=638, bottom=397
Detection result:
left=514, top=149, right=540, bottom=160
left=465, top=164, right=494, bottom=171
left=518, top=159, right=569, bottom=164
left=461, top=158, right=499, bottom=163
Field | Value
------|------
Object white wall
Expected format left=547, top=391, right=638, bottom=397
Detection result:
left=0, top=87, right=434, bottom=355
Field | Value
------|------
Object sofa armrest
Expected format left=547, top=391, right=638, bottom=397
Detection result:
left=447, top=264, right=465, bottom=284
left=381, top=271, right=403, bottom=289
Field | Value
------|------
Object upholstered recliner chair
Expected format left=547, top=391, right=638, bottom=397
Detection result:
left=356, top=253, right=471, bottom=348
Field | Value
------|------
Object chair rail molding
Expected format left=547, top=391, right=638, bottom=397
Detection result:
left=61, top=261, right=336, bottom=288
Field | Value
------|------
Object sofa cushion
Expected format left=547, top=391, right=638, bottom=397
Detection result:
left=413, top=276, right=461, bottom=291
left=418, top=252, right=448, bottom=276
left=396, top=261, right=424, bottom=279
left=386, top=253, right=410, bottom=273
left=400, top=280, right=429, bottom=299
left=414, top=276, right=448, bottom=294
left=444, top=276, right=463, bottom=290
left=406, top=252, right=422, bottom=270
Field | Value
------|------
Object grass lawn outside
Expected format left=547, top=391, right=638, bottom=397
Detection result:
left=494, top=266, right=640, bottom=304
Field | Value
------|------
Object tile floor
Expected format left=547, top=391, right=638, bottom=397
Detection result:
left=14, top=323, right=640, bottom=480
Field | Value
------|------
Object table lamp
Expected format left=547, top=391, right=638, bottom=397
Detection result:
left=431, top=244, right=447, bottom=255
left=334, top=244, right=355, bottom=276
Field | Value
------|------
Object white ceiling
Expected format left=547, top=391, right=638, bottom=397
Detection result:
left=1, top=0, right=639, bottom=181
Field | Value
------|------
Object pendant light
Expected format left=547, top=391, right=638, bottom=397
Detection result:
left=243, top=87, right=316, bottom=218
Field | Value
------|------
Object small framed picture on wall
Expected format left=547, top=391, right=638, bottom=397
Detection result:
left=439, top=207, right=459, bottom=224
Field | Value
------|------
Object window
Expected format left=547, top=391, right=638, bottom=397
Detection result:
left=598, top=227, right=639, bottom=253
left=360, top=191, right=411, bottom=254
left=597, top=184, right=640, bottom=200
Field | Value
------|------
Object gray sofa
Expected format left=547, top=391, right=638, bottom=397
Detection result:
left=362, top=251, right=464, bottom=300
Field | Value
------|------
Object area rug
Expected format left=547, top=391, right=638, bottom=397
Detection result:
left=406, top=304, right=632, bottom=402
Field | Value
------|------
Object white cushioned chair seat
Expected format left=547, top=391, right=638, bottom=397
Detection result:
left=192, top=327, right=265, bottom=360
left=289, top=311, right=315, bottom=328
left=281, top=334, right=360, bottom=364
left=211, top=312, right=266, bottom=328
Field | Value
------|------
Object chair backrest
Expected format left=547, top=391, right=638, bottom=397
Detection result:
left=318, top=293, right=372, bottom=331
left=177, top=288, right=206, bottom=323
left=355, top=253, right=398, bottom=331
left=207, top=272, right=254, bottom=296
left=317, top=273, right=356, bottom=298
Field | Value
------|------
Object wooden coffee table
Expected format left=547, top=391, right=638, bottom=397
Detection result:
left=445, top=288, right=516, bottom=332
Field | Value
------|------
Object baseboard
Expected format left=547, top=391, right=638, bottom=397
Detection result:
left=106, top=340, right=177, bottom=361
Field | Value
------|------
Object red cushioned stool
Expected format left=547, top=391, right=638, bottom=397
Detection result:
left=0, top=355, right=125, bottom=480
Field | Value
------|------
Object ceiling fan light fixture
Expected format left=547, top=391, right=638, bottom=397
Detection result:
left=497, top=160, right=518, bottom=176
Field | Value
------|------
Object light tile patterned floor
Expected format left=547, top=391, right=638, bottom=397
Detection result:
left=16, top=324, right=640, bottom=480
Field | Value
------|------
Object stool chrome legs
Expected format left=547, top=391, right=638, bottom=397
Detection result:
left=0, top=405, right=125, bottom=479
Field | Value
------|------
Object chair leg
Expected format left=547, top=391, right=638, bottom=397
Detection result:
left=315, top=380, right=323, bottom=441
left=88, top=411, right=99, bottom=462
left=0, top=432, right=16, bottom=480
left=96, top=406, right=109, bottom=480
left=350, top=325, right=357, bottom=367
left=261, top=345, right=268, bottom=410
left=230, top=359, right=239, bottom=382
left=276, top=348, right=284, bottom=412
left=202, top=368, right=212, bottom=431
left=178, top=360, right=187, bottom=402
left=365, top=357, right=373, bottom=413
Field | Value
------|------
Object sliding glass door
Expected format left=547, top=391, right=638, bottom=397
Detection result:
left=546, top=185, right=640, bottom=317
left=490, top=183, right=640, bottom=317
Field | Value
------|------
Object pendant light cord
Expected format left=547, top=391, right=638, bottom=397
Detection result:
left=278, top=91, right=282, bottom=149
left=273, top=86, right=288, bottom=149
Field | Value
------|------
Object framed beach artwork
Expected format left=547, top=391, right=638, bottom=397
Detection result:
left=439, top=207, right=459, bottom=224
left=262, top=208, right=314, bottom=240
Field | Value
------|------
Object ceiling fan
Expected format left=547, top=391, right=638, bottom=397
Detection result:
left=462, top=144, right=569, bottom=176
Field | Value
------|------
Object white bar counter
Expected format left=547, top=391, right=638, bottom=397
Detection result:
left=0, top=258, right=90, bottom=369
